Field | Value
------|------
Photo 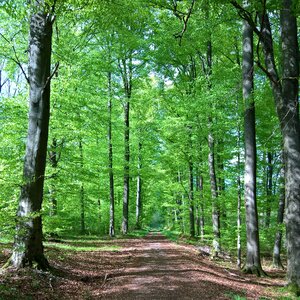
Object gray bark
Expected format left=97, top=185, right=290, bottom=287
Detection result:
left=273, top=154, right=285, bottom=269
left=237, top=127, right=242, bottom=269
left=79, top=140, right=85, bottom=234
left=265, top=152, right=273, bottom=228
left=188, top=159, right=195, bottom=237
left=135, top=142, right=142, bottom=229
left=119, top=56, right=132, bottom=235
left=11, top=2, right=54, bottom=269
left=280, top=1, right=300, bottom=291
left=107, top=72, right=115, bottom=237
left=208, top=130, right=220, bottom=256
left=206, top=36, right=220, bottom=256
left=48, top=137, right=63, bottom=216
left=242, top=14, right=264, bottom=276
left=259, top=3, right=300, bottom=288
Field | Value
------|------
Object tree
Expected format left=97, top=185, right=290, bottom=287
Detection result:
left=107, top=71, right=115, bottom=237
left=242, top=7, right=264, bottom=276
left=279, top=1, right=300, bottom=291
left=119, top=55, right=133, bottom=235
left=10, top=0, right=56, bottom=269
left=273, top=152, right=285, bottom=269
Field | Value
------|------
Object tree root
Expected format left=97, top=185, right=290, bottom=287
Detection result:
left=242, top=265, right=267, bottom=277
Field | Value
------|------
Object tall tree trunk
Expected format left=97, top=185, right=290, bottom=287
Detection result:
left=206, top=36, right=220, bottom=256
left=265, top=152, right=273, bottom=228
left=195, top=171, right=204, bottom=238
left=237, top=126, right=242, bottom=269
left=280, top=1, right=300, bottom=291
left=79, top=139, right=85, bottom=234
left=258, top=3, right=299, bottom=288
left=188, top=128, right=195, bottom=237
left=122, top=98, right=130, bottom=234
left=273, top=153, right=285, bottom=269
left=135, top=141, right=142, bottom=229
left=119, top=56, right=132, bottom=235
left=48, top=137, right=63, bottom=217
left=242, top=13, right=264, bottom=276
left=199, top=175, right=205, bottom=240
left=10, top=1, right=54, bottom=270
left=107, top=72, right=115, bottom=237
left=188, top=159, right=195, bottom=237
left=176, top=171, right=184, bottom=233
left=208, top=129, right=220, bottom=257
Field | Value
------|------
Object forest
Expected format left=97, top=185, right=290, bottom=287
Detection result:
left=0, top=0, right=299, bottom=299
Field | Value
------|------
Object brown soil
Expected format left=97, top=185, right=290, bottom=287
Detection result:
left=0, top=232, right=286, bottom=299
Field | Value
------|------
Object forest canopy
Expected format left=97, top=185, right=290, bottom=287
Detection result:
left=0, top=0, right=299, bottom=295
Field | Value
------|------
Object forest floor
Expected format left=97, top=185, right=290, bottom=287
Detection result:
left=0, top=231, right=293, bottom=299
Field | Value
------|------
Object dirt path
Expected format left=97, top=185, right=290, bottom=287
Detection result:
left=0, top=232, right=286, bottom=299
left=94, top=232, right=283, bottom=299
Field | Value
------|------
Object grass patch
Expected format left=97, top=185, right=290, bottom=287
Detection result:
left=44, top=242, right=120, bottom=252
left=0, top=237, right=13, bottom=244
left=225, top=293, right=247, bottom=300
left=126, top=229, right=149, bottom=238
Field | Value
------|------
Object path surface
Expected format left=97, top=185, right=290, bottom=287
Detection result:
left=0, top=232, right=285, bottom=299
left=93, top=232, right=280, bottom=299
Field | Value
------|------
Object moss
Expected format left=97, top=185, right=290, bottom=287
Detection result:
left=287, top=283, right=300, bottom=297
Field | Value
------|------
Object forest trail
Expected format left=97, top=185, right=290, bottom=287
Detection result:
left=0, top=232, right=286, bottom=299
left=94, top=232, right=282, bottom=300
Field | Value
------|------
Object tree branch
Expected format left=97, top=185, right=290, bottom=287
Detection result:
left=173, top=0, right=195, bottom=45
left=0, top=32, right=30, bottom=84
left=44, top=62, right=59, bottom=89
left=230, top=1, right=261, bottom=37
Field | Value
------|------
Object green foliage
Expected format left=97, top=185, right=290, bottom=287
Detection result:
left=0, top=0, right=288, bottom=278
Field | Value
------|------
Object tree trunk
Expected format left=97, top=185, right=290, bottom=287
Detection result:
left=273, top=153, right=285, bottom=269
left=242, top=13, right=264, bottom=276
left=119, top=56, right=132, bottom=235
left=188, top=159, right=195, bottom=237
left=208, top=129, right=220, bottom=257
left=122, top=98, right=130, bottom=234
left=265, top=152, right=273, bottom=228
left=10, top=2, right=54, bottom=270
left=107, top=71, right=115, bottom=237
left=206, top=35, right=220, bottom=256
left=237, top=127, right=242, bottom=269
left=135, top=142, right=142, bottom=229
left=279, top=1, right=300, bottom=291
left=48, top=137, right=60, bottom=216
left=195, top=171, right=204, bottom=238
left=258, top=2, right=299, bottom=288
left=199, top=175, right=205, bottom=240
left=79, top=140, right=85, bottom=234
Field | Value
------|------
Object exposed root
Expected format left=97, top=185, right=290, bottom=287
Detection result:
left=242, top=265, right=267, bottom=277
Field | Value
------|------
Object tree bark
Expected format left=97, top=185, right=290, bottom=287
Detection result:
left=265, top=152, right=273, bottom=228
left=273, top=153, right=285, bottom=269
left=188, top=159, right=195, bottom=237
left=195, top=172, right=204, bottom=239
left=206, top=36, right=220, bottom=256
left=279, top=1, right=300, bottom=291
left=107, top=71, right=115, bottom=237
left=79, top=139, right=85, bottom=235
left=48, top=137, right=62, bottom=216
left=119, top=56, right=132, bottom=235
left=208, top=129, right=220, bottom=257
left=10, top=1, right=54, bottom=270
left=237, top=126, right=242, bottom=269
left=258, top=3, right=299, bottom=287
left=135, top=141, right=142, bottom=229
left=242, top=13, right=264, bottom=276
